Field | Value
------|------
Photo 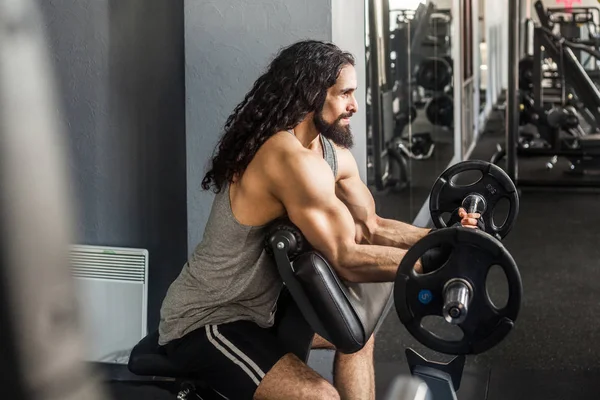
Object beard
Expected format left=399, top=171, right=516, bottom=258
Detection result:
left=313, top=110, right=354, bottom=149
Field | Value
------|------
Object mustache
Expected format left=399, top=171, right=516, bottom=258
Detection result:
left=338, top=113, right=353, bottom=120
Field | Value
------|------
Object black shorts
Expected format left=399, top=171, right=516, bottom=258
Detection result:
left=162, top=290, right=313, bottom=399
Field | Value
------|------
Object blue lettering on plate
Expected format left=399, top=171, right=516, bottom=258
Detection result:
left=418, top=289, right=433, bottom=304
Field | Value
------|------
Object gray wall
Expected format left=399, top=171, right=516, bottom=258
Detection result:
left=39, top=0, right=187, bottom=332
left=37, top=0, right=367, bottom=331
left=185, top=0, right=367, bottom=249
left=332, top=0, right=367, bottom=183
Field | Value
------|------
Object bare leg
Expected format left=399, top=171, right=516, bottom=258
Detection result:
left=311, top=333, right=376, bottom=400
left=254, top=353, right=340, bottom=400
left=333, top=335, right=375, bottom=400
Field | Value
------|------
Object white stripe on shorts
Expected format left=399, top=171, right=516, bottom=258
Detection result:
left=205, top=325, right=262, bottom=386
left=213, top=325, right=267, bottom=379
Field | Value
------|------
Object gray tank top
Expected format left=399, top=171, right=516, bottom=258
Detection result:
left=158, top=134, right=338, bottom=345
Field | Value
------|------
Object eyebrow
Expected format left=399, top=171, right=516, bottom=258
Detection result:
left=340, top=87, right=357, bottom=93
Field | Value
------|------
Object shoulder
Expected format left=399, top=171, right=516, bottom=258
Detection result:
left=260, top=132, right=334, bottom=193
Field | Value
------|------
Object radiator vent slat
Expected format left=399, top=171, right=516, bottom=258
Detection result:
left=70, top=262, right=146, bottom=271
left=71, top=252, right=144, bottom=263
left=69, top=245, right=148, bottom=283
left=71, top=266, right=145, bottom=274
left=72, top=272, right=143, bottom=282
left=71, top=256, right=145, bottom=265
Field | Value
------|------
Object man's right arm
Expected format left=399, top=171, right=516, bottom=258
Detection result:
left=268, top=152, right=420, bottom=283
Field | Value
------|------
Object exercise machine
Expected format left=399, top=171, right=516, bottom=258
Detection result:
left=545, top=5, right=600, bottom=70
left=498, top=0, right=600, bottom=186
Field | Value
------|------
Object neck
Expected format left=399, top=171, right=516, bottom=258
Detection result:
left=291, top=119, right=320, bottom=148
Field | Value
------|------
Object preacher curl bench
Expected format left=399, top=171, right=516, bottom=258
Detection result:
left=127, top=218, right=429, bottom=399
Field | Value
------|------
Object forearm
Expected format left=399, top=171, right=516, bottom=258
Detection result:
left=337, top=243, right=421, bottom=283
left=366, top=217, right=431, bottom=248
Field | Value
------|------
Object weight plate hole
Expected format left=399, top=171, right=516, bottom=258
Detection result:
left=450, top=170, right=483, bottom=187
left=440, top=212, right=453, bottom=226
left=420, top=315, right=464, bottom=342
left=486, top=264, right=509, bottom=310
left=420, top=245, right=452, bottom=274
left=492, top=197, right=511, bottom=229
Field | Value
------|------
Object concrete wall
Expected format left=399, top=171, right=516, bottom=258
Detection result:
left=38, top=0, right=188, bottom=332
left=185, top=0, right=367, bottom=248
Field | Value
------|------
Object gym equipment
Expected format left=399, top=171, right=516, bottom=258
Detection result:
left=383, top=375, right=432, bottom=400
left=128, top=216, right=393, bottom=398
left=398, top=132, right=436, bottom=160
left=429, top=160, right=520, bottom=240
left=368, top=88, right=412, bottom=193
left=546, top=6, right=600, bottom=66
left=394, top=228, right=522, bottom=398
left=518, top=56, right=534, bottom=92
left=265, top=218, right=393, bottom=353
left=415, top=57, right=453, bottom=91
left=395, top=228, right=521, bottom=354
left=502, top=1, right=600, bottom=187
left=425, top=94, right=454, bottom=127
left=532, top=1, right=600, bottom=128
left=394, top=103, right=418, bottom=133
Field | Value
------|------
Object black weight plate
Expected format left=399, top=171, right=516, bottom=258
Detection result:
left=519, top=56, right=534, bottom=92
left=394, top=228, right=522, bottom=355
left=425, top=94, right=454, bottom=127
left=416, top=57, right=452, bottom=91
left=429, top=160, right=519, bottom=239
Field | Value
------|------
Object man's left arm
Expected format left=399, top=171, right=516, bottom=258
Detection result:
left=335, top=176, right=429, bottom=248
left=334, top=148, right=430, bottom=248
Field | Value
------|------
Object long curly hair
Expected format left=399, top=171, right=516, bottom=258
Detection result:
left=201, top=40, right=355, bottom=193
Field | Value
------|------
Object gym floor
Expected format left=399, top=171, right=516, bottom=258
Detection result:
left=104, top=109, right=600, bottom=399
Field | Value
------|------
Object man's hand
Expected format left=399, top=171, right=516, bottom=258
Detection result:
left=458, top=207, right=481, bottom=229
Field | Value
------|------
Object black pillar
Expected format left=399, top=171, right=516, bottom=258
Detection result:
left=506, top=0, right=519, bottom=181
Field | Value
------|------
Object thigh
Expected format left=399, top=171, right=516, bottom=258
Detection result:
left=254, top=353, right=339, bottom=400
left=164, top=321, right=289, bottom=400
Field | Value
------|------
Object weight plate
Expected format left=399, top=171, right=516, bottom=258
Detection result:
left=416, top=57, right=452, bottom=91
left=394, top=228, right=522, bottom=355
left=429, top=160, right=519, bottom=240
left=519, top=56, right=534, bottom=92
left=425, top=94, right=454, bottom=127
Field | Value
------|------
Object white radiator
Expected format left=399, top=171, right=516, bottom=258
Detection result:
left=70, top=244, right=149, bottom=364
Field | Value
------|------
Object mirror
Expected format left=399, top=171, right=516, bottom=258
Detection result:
left=366, top=0, right=455, bottom=222
left=479, top=0, right=487, bottom=113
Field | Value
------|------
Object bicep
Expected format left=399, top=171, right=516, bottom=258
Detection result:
left=270, top=156, right=357, bottom=271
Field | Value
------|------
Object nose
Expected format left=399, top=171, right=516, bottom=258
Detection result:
left=348, top=95, right=358, bottom=114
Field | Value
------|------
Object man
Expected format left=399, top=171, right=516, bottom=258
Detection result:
left=158, top=40, right=480, bottom=400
